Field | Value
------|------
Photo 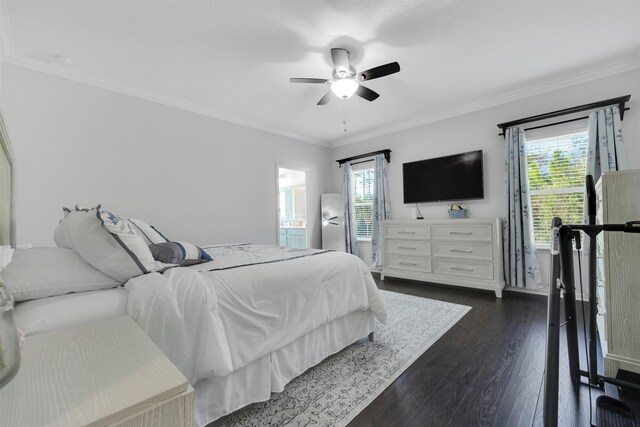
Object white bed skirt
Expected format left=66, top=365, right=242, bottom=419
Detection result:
left=194, top=309, right=376, bottom=426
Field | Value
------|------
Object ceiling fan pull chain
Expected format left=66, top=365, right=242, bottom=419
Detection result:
left=343, top=103, right=348, bottom=133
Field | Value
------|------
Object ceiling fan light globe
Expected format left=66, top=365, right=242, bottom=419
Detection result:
left=330, top=79, right=359, bottom=99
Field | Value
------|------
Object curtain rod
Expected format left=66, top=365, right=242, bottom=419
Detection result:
left=336, top=149, right=391, bottom=166
left=497, top=94, right=631, bottom=136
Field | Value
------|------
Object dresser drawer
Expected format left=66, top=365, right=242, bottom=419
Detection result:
left=385, top=225, right=430, bottom=240
left=385, top=240, right=431, bottom=256
left=386, top=254, right=432, bottom=273
left=432, top=223, right=492, bottom=242
left=433, top=258, right=494, bottom=280
left=432, top=241, right=493, bottom=261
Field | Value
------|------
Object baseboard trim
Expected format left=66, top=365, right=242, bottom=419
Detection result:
left=504, top=285, right=588, bottom=302
left=504, top=286, right=548, bottom=296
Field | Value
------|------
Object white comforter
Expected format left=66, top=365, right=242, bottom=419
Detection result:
left=125, top=245, right=387, bottom=384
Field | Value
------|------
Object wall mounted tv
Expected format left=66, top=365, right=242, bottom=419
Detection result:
left=403, top=150, right=484, bottom=203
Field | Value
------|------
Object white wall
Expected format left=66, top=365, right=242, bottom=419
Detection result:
left=4, top=61, right=639, bottom=282
left=331, top=68, right=640, bottom=287
left=3, top=64, right=333, bottom=248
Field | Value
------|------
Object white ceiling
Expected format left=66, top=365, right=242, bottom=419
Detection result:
left=2, top=1, right=640, bottom=147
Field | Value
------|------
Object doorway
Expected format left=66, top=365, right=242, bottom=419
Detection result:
left=277, top=166, right=308, bottom=249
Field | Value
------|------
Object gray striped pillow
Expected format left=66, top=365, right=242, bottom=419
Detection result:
left=149, top=241, right=213, bottom=266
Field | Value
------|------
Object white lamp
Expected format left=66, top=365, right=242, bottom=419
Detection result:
left=330, top=78, right=359, bottom=99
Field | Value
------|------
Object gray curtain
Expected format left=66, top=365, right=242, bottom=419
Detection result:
left=586, top=105, right=626, bottom=181
left=581, top=106, right=627, bottom=261
left=341, top=162, right=358, bottom=256
left=503, top=127, right=542, bottom=288
left=371, top=154, right=391, bottom=269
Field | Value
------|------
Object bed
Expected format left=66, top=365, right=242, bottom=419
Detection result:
left=5, top=208, right=387, bottom=427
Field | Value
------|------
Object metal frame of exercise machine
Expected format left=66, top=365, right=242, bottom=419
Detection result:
left=543, top=175, right=640, bottom=427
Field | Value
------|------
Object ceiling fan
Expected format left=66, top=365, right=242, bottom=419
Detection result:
left=290, top=48, right=400, bottom=105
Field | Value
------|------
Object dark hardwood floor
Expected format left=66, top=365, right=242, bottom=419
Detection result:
left=349, top=276, right=640, bottom=427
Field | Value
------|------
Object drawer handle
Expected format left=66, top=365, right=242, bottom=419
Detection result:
left=450, top=249, right=473, bottom=253
left=399, top=262, right=418, bottom=266
left=398, top=230, right=416, bottom=234
left=451, top=266, right=474, bottom=272
left=449, top=231, right=473, bottom=235
left=398, top=246, right=417, bottom=250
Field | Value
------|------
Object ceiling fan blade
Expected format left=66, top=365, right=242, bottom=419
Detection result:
left=331, top=48, right=350, bottom=74
left=317, top=91, right=333, bottom=105
left=359, top=62, right=400, bottom=81
left=355, top=85, right=380, bottom=102
left=290, top=78, right=328, bottom=84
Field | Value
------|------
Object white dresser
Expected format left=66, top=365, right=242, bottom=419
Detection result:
left=381, top=218, right=505, bottom=297
left=596, top=169, right=640, bottom=377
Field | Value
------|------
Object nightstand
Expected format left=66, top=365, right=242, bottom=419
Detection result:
left=0, top=315, right=193, bottom=426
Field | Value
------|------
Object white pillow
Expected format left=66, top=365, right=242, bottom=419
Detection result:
left=52, top=207, right=72, bottom=248
left=128, top=218, right=170, bottom=245
left=0, top=247, right=121, bottom=301
left=53, top=206, right=157, bottom=282
left=14, top=287, right=128, bottom=336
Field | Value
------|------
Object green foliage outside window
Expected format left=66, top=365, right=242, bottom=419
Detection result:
left=526, top=131, right=588, bottom=244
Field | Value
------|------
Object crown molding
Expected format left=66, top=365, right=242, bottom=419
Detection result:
left=3, top=55, right=329, bottom=147
left=4, top=44, right=639, bottom=150
left=0, top=0, right=16, bottom=61
left=330, top=52, right=640, bottom=148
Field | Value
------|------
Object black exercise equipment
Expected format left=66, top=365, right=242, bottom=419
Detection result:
left=543, top=175, right=640, bottom=427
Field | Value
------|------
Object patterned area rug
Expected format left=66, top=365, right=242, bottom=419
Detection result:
left=212, top=290, right=470, bottom=427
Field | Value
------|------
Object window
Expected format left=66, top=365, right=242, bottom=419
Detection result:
left=353, top=166, right=374, bottom=240
left=526, top=130, right=588, bottom=245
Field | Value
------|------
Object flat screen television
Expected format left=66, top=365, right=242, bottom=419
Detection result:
left=403, top=150, right=484, bottom=203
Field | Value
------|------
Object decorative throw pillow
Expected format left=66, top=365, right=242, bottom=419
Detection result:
left=128, top=218, right=170, bottom=245
left=98, top=209, right=159, bottom=273
left=148, top=241, right=213, bottom=266
left=53, top=205, right=157, bottom=282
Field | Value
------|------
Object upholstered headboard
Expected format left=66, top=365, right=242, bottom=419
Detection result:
left=0, top=112, right=15, bottom=247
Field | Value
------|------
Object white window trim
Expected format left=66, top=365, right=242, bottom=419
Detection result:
left=352, top=164, right=374, bottom=241
left=525, top=117, right=588, bottom=141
